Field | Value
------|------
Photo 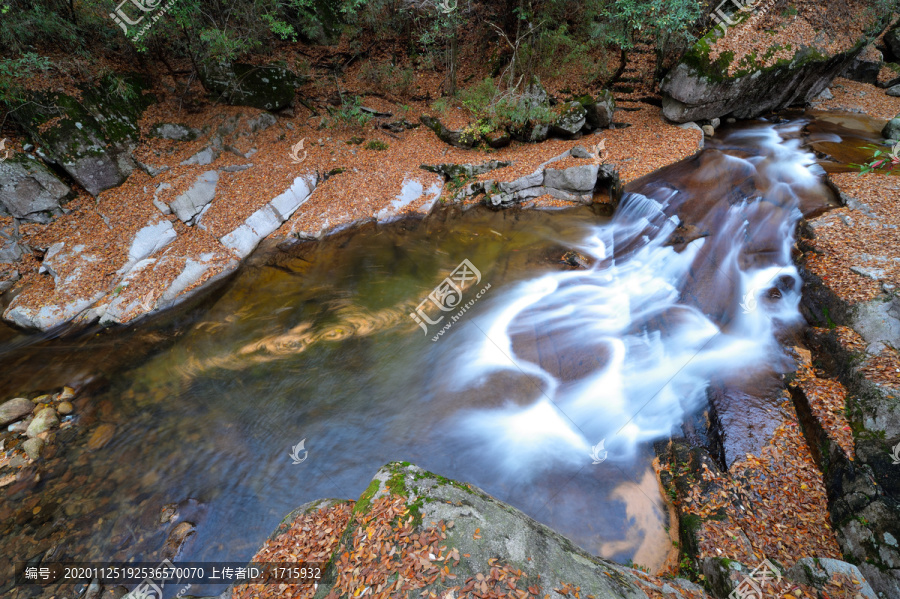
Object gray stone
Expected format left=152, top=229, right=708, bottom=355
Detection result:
left=812, top=87, right=834, bottom=101
left=122, top=220, right=177, bottom=272
left=170, top=171, right=219, bottom=224
left=0, top=155, right=73, bottom=222
left=26, top=406, right=59, bottom=437
left=570, top=145, right=593, bottom=159
left=0, top=397, right=34, bottom=426
left=181, top=138, right=222, bottom=166
left=0, top=223, right=23, bottom=263
left=543, top=164, right=599, bottom=198
left=701, top=125, right=715, bottom=136
left=841, top=54, right=882, bottom=85
left=887, top=84, right=900, bottom=97
left=579, top=90, right=615, bottom=130
left=884, top=115, right=900, bottom=140
left=22, top=437, right=44, bottom=460
left=150, top=123, right=199, bottom=141
left=550, top=101, right=587, bottom=137
left=420, top=161, right=512, bottom=179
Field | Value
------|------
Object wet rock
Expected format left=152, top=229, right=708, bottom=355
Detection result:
left=57, top=401, right=73, bottom=415
left=701, top=124, right=715, bottom=136
left=199, top=62, right=299, bottom=111
left=87, top=423, right=116, bottom=450
left=0, top=155, right=73, bottom=223
left=58, top=386, right=75, bottom=401
left=150, top=123, right=200, bottom=141
left=560, top=250, right=589, bottom=269
left=163, top=521, right=196, bottom=559
left=25, top=407, right=59, bottom=437
left=883, top=114, right=900, bottom=139
left=160, top=503, right=178, bottom=524
left=170, top=170, right=219, bottom=225
left=0, top=398, right=33, bottom=426
left=11, top=73, right=154, bottom=196
left=84, top=577, right=102, bottom=599
left=22, top=437, right=44, bottom=460
left=8, top=419, right=30, bottom=434
left=102, top=586, right=128, bottom=599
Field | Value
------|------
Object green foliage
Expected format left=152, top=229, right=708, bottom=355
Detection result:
left=365, top=140, right=388, bottom=150
left=0, top=52, right=51, bottom=107
left=854, top=141, right=900, bottom=175
left=323, top=95, right=372, bottom=128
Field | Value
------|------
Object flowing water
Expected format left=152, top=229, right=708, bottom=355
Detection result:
left=0, top=112, right=882, bottom=598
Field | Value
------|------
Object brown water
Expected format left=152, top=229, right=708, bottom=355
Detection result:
left=0, top=111, right=882, bottom=598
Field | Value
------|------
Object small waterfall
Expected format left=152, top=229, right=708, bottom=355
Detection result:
left=450, top=120, right=826, bottom=476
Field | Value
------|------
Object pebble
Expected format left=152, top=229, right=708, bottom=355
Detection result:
left=22, top=438, right=44, bottom=460
left=702, top=125, right=715, bottom=136
left=32, top=394, right=51, bottom=404
left=0, top=397, right=34, bottom=426
left=57, top=401, right=74, bottom=415
left=25, top=407, right=59, bottom=438
left=58, top=386, right=76, bottom=401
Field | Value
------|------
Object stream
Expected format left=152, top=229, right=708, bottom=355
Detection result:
left=0, top=111, right=885, bottom=598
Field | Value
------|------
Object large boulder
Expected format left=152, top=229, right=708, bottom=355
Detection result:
left=12, top=74, right=153, bottom=196
left=576, top=90, right=616, bottom=130
left=841, top=53, right=882, bottom=85
left=199, top=62, right=299, bottom=111
left=885, top=25, right=900, bottom=62
left=661, top=25, right=887, bottom=122
left=0, top=154, right=73, bottom=222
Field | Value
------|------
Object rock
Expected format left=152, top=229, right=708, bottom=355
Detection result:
left=220, top=174, right=317, bottom=258
left=8, top=419, right=30, bottom=434
left=58, top=386, right=75, bottom=401
left=887, top=84, right=900, bottom=97
left=275, top=462, right=708, bottom=599
left=701, top=124, right=715, bottom=136
left=121, top=219, right=177, bottom=272
left=170, top=170, right=219, bottom=224
left=787, top=558, right=878, bottom=599
left=576, top=90, right=615, bottom=130
left=87, top=423, right=116, bottom=450
left=811, top=87, right=834, bottom=101
left=25, top=407, right=59, bottom=437
left=0, top=155, right=73, bottom=223
left=156, top=252, right=238, bottom=310
left=483, top=129, right=511, bottom=148
left=0, top=223, right=23, bottom=264
left=885, top=25, right=900, bottom=61
left=883, top=114, right=900, bottom=140
left=420, top=161, right=512, bottom=180
left=550, top=101, right=587, bottom=138
left=570, top=145, right=593, bottom=159
left=375, top=178, right=443, bottom=223
left=543, top=164, right=599, bottom=202
left=22, top=438, right=44, bottom=460
left=660, top=30, right=885, bottom=122
left=0, top=398, right=34, bottom=426
left=181, top=136, right=223, bottom=166
left=419, top=115, right=478, bottom=149
left=163, top=521, right=196, bottom=559
left=709, top=117, right=721, bottom=129
left=199, top=62, right=299, bottom=111
left=841, top=53, right=882, bottom=85
left=11, top=73, right=154, bottom=196
left=98, top=258, right=159, bottom=326
left=150, top=123, right=199, bottom=141
left=245, top=112, right=277, bottom=133
left=57, top=401, right=73, bottom=415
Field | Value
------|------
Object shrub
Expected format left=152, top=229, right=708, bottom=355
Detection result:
left=365, top=140, right=388, bottom=150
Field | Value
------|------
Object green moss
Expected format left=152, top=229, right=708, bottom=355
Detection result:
left=352, top=478, right=381, bottom=516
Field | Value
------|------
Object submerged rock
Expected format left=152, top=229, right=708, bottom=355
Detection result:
left=25, top=407, right=59, bottom=437
left=883, top=114, right=900, bottom=140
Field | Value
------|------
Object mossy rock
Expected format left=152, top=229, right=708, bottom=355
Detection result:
left=200, top=62, right=300, bottom=111
left=12, top=73, right=155, bottom=196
